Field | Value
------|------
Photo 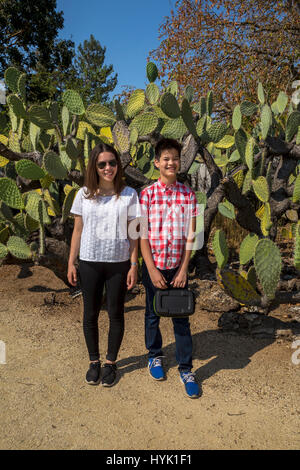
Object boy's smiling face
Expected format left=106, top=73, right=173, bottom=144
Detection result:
left=154, top=148, right=180, bottom=183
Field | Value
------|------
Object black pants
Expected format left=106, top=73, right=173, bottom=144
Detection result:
left=79, top=260, right=130, bottom=362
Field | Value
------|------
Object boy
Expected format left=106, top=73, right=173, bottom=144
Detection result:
left=139, top=138, right=200, bottom=398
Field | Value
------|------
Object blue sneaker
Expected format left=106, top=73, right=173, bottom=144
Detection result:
left=148, top=357, right=165, bottom=381
left=180, top=371, right=199, bottom=398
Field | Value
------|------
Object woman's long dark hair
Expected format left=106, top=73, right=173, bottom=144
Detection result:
left=84, top=142, right=125, bottom=199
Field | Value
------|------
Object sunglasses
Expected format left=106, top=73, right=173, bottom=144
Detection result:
left=97, top=160, right=117, bottom=170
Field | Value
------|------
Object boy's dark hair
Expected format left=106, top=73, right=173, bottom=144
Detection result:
left=154, top=138, right=182, bottom=160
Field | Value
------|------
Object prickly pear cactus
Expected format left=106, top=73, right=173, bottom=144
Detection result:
left=254, top=239, right=282, bottom=300
left=216, top=268, right=261, bottom=306
left=212, top=229, right=228, bottom=269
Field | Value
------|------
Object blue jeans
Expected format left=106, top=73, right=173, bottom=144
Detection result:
left=142, top=262, right=193, bottom=372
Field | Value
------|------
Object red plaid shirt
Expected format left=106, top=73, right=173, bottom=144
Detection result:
left=139, top=178, right=198, bottom=270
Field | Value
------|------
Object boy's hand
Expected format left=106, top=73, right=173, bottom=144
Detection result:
left=149, top=267, right=168, bottom=289
left=170, top=268, right=187, bottom=288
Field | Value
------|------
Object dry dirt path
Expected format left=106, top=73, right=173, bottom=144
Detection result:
left=0, top=264, right=299, bottom=450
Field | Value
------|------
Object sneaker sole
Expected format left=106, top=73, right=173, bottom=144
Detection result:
left=180, top=377, right=199, bottom=398
left=71, top=292, right=82, bottom=299
left=85, top=378, right=101, bottom=385
left=101, top=377, right=117, bottom=387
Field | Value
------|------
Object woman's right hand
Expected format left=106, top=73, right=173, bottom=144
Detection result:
left=67, top=264, right=77, bottom=286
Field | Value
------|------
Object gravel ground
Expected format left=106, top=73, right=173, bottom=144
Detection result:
left=0, top=264, right=299, bottom=450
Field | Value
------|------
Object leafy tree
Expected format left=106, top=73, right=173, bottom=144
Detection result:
left=150, top=0, right=300, bottom=116
left=66, top=35, right=118, bottom=105
left=0, top=0, right=68, bottom=72
left=0, top=0, right=75, bottom=102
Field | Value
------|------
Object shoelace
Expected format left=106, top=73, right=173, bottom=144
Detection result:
left=149, top=356, right=164, bottom=368
left=181, top=372, right=195, bottom=384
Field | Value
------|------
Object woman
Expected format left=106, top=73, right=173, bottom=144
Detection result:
left=68, top=142, right=140, bottom=387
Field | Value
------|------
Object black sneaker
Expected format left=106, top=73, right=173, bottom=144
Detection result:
left=85, top=361, right=101, bottom=385
left=101, top=363, right=117, bottom=387
left=69, top=287, right=82, bottom=299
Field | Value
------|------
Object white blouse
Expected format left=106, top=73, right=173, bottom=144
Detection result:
left=70, top=186, right=141, bottom=263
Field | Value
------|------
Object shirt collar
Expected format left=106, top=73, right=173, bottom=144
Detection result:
left=157, top=178, right=178, bottom=191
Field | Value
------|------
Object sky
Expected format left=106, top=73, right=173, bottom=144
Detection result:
left=56, top=0, right=175, bottom=99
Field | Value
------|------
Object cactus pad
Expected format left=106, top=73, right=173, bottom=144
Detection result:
left=112, top=121, right=130, bottom=154
left=181, top=98, right=197, bottom=138
left=4, top=67, right=21, bottom=93
left=15, top=159, right=46, bottom=180
left=7, top=94, right=27, bottom=119
left=61, top=188, right=77, bottom=223
left=0, top=242, right=8, bottom=259
left=252, top=176, right=269, bottom=202
left=245, top=136, right=255, bottom=171
left=254, top=239, right=282, bottom=300
left=130, top=113, right=158, bottom=136
left=206, top=122, right=227, bottom=143
left=217, top=269, right=261, bottom=305
left=257, top=82, right=265, bottom=105
left=126, top=90, right=145, bottom=118
left=25, top=191, right=51, bottom=225
left=0, top=177, right=24, bottom=209
left=240, top=101, right=258, bottom=116
left=276, top=91, right=288, bottom=114
left=7, top=236, right=31, bottom=259
left=86, top=103, right=116, bottom=128
left=218, top=200, right=235, bottom=220
left=214, top=135, right=235, bottom=149
left=286, top=111, right=300, bottom=142
left=63, top=90, right=85, bottom=115
left=28, top=105, right=54, bottom=129
left=292, top=174, right=300, bottom=203
left=260, top=104, right=272, bottom=140
left=145, top=83, right=160, bottom=105
left=146, top=62, right=158, bottom=83
left=239, top=233, right=259, bottom=265
left=43, top=151, right=68, bottom=180
left=212, top=229, right=228, bottom=269
left=232, top=105, right=242, bottom=131
left=160, top=93, right=181, bottom=119
left=161, top=117, right=187, bottom=140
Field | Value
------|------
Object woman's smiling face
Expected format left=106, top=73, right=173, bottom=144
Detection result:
left=96, top=151, right=118, bottom=184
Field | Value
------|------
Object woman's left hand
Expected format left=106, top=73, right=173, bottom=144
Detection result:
left=127, top=266, right=138, bottom=290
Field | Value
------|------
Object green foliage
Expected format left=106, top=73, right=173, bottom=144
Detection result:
left=7, top=236, right=32, bottom=259
left=212, top=229, right=228, bottom=269
left=239, top=233, right=259, bottom=265
left=15, top=160, right=46, bottom=180
left=254, top=239, right=282, bottom=300
left=0, top=178, right=24, bottom=209
left=160, top=92, right=181, bottom=119
left=217, top=269, right=261, bottom=306
left=63, top=90, right=85, bottom=116
left=252, top=177, right=269, bottom=202
left=85, top=104, right=116, bottom=128
left=126, top=90, right=145, bottom=118
left=146, top=62, right=158, bottom=83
